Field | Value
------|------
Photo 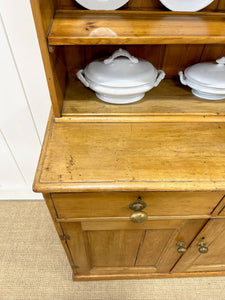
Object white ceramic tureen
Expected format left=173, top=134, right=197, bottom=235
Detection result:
left=159, top=0, right=214, bottom=12
left=179, top=57, right=225, bottom=100
left=77, top=49, right=165, bottom=104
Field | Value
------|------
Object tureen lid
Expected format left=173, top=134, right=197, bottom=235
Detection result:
left=83, top=49, right=158, bottom=88
left=184, top=57, right=225, bottom=88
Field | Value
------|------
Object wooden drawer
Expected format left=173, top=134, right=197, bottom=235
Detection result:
left=52, top=192, right=224, bottom=219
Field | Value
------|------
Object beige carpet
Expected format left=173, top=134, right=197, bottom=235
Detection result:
left=0, top=201, right=225, bottom=300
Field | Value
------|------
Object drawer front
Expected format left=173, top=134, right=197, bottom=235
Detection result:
left=51, top=192, right=224, bottom=218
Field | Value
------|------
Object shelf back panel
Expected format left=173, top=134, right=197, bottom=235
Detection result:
left=56, top=0, right=225, bottom=11
left=62, top=44, right=225, bottom=79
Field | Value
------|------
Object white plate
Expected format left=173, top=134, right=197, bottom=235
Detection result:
left=159, top=0, right=214, bottom=11
left=75, top=0, right=129, bottom=10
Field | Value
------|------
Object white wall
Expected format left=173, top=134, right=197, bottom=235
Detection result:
left=0, top=0, right=51, bottom=199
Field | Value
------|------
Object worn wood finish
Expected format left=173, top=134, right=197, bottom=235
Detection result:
left=219, top=207, right=225, bottom=216
left=86, top=229, right=143, bottom=267
left=56, top=215, right=225, bottom=223
left=32, top=0, right=225, bottom=281
left=43, top=194, right=75, bottom=268
left=172, top=219, right=225, bottom=273
left=60, top=222, right=91, bottom=274
left=33, top=116, right=225, bottom=193
left=61, top=219, right=205, bottom=277
left=60, top=78, right=225, bottom=122
left=51, top=192, right=224, bottom=218
left=211, top=195, right=225, bottom=216
left=48, top=11, right=225, bottom=45
left=81, top=220, right=196, bottom=231
left=72, top=271, right=225, bottom=281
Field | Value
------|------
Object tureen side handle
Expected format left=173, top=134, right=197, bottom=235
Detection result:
left=104, top=48, right=139, bottom=64
left=77, top=69, right=90, bottom=87
left=216, top=57, right=225, bottom=65
left=179, top=71, right=187, bottom=85
left=154, top=70, right=166, bottom=87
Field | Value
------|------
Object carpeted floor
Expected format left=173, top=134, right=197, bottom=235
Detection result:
left=0, top=201, right=225, bottom=300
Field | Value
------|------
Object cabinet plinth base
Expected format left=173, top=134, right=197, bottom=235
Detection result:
left=73, top=271, right=225, bottom=281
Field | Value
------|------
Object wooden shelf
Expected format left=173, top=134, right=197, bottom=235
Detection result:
left=34, top=113, right=225, bottom=193
left=58, top=78, right=225, bottom=122
left=48, top=10, right=225, bottom=45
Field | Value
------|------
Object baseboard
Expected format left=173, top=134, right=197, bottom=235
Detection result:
left=0, top=186, right=43, bottom=200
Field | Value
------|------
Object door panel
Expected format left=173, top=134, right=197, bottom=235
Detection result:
left=60, top=222, right=91, bottom=275
left=135, top=229, right=174, bottom=266
left=61, top=219, right=205, bottom=276
left=87, top=230, right=143, bottom=267
left=172, top=219, right=225, bottom=273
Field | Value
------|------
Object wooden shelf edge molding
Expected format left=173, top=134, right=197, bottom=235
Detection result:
left=48, top=10, right=225, bottom=45
left=55, top=115, right=225, bottom=123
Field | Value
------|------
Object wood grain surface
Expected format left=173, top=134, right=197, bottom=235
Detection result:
left=172, top=219, right=225, bottom=273
left=48, top=11, right=225, bottom=45
left=60, top=78, right=225, bottom=122
left=33, top=114, right=225, bottom=192
left=51, top=192, right=224, bottom=218
left=57, top=0, right=225, bottom=12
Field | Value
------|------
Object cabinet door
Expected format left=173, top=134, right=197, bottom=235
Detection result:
left=60, top=219, right=205, bottom=277
left=172, top=219, right=225, bottom=273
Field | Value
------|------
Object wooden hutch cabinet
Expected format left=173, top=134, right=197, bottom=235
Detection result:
left=31, top=0, right=225, bottom=280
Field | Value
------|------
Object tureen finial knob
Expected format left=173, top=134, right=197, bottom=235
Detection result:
left=216, top=57, right=225, bottom=65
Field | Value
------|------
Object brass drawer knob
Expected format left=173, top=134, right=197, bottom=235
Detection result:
left=129, top=197, right=148, bottom=223
left=198, top=242, right=208, bottom=254
left=130, top=211, right=148, bottom=223
left=176, top=242, right=187, bottom=254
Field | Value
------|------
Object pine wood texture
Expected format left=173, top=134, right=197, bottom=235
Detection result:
left=60, top=78, right=225, bottom=122
left=172, top=219, right=225, bottom=273
left=33, top=115, right=225, bottom=192
left=219, top=207, right=225, bottom=215
left=61, top=219, right=205, bottom=277
left=48, top=11, right=225, bottom=45
left=51, top=192, right=224, bottom=218
left=43, top=194, right=75, bottom=268
left=63, top=44, right=225, bottom=79
left=32, top=0, right=225, bottom=281
left=56, top=0, right=225, bottom=12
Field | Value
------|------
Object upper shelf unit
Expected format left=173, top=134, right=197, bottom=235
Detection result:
left=48, top=10, right=225, bottom=45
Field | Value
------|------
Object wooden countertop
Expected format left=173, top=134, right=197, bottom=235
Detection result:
left=33, top=112, right=225, bottom=193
